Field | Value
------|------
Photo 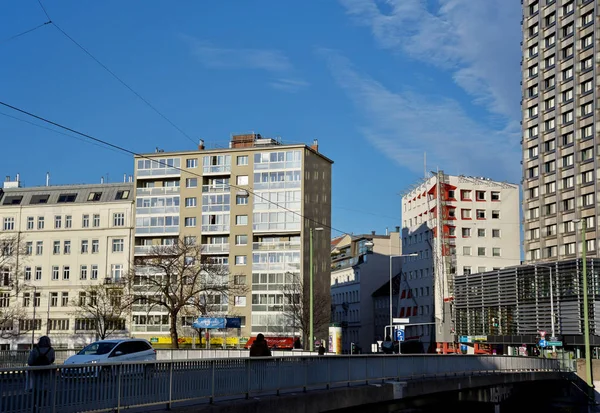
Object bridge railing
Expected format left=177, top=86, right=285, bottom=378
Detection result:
left=0, top=349, right=315, bottom=368
left=0, top=355, right=563, bottom=413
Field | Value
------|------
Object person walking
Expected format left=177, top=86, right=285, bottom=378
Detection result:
left=27, top=336, right=55, bottom=412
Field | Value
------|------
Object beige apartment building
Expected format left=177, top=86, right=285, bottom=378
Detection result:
left=522, top=0, right=598, bottom=262
left=401, top=172, right=520, bottom=353
left=0, top=176, right=134, bottom=350
left=131, top=134, right=332, bottom=346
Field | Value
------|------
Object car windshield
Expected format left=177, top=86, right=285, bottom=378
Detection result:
left=78, top=342, right=118, bottom=356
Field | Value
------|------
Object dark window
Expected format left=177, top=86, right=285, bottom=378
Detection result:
left=30, top=195, right=50, bottom=204
left=57, top=194, right=77, bottom=203
left=2, top=196, right=23, bottom=205
left=115, top=190, right=130, bottom=200
left=87, top=192, right=102, bottom=201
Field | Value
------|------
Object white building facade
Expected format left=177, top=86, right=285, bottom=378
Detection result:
left=330, top=231, right=402, bottom=353
left=0, top=177, right=134, bottom=350
left=401, top=173, right=520, bottom=353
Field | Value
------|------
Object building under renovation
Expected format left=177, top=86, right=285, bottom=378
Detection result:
left=455, top=258, right=600, bottom=356
left=401, top=172, right=520, bottom=353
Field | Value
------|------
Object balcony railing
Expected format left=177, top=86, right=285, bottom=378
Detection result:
left=137, top=167, right=181, bottom=178
left=201, top=244, right=230, bottom=254
left=134, top=245, right=173, bottom=255
left=136, top=187, right=180, bottom=196
left=201, top=225, right=230, bottom=233
left=202, top=165, right=231, bottom=174
left=135, top=226, right=179, bottom=235
left=202, top=184, right=230, bottom=193
left=252, top=241, right=301, bottom=251
left=253, top=223, right=301, bottom=232
left=136, top=206, right=180, bottom=215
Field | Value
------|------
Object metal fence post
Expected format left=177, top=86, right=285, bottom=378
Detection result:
left=347, top=355, right=351, bottom=387
left=276, top=358, right=280, bottom=396
left=167, top=362, right=173, bottom=410
left=117, top=364, right=122, bottom=413
left=246, top=359, right=251, bottom=399
left=304, top=357, right=308, bottom=392
left=326, top=357, right=330, bottom=390
left=210, top=359, right=215, bottom=403
left=51, top=368, right=57, bottom=413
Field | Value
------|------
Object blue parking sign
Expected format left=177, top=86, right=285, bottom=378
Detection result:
left=538, top=339, right=547, bottom=348
left=395, top=328, right=405, bottom=342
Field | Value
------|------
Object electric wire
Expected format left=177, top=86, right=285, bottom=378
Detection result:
left=0, top=100, right=350, bottom=236
left=36, top=0, right=197, bottom=146
left=0, top=21, right=51, bottom=45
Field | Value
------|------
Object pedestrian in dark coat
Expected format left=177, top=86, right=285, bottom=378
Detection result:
left=249, top=333, right=272, bottom=357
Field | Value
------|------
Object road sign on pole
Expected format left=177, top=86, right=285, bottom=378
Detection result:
left=546, top=341, right=562, bottom=347
left=393, top=318, right=410, bottom=324
left=538, top=339, right=547, bottom=348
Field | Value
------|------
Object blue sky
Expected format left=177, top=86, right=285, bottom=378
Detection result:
left=0, top=0, right=522, bottom=237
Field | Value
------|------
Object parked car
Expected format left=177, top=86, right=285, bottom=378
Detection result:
left=62, top=339, right=156, bottom=378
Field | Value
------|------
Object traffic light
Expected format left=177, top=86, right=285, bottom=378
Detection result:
left=350, top=342, right=356, bottom=354
left=492, top=317, right=499, bottom=327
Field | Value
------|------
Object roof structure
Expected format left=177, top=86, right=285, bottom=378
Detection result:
left=0, top=183, right=134, bottom=207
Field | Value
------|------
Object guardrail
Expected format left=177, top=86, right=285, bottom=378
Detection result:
left=0, top=355, right=563, bottom=413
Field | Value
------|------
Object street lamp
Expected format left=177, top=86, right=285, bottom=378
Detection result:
left=30, top=285, right=37, bottom=348
left=535, top=264, right=556, bottom=351
left=573, top=218, right=592, bottom=388
left=309, top=227, right=324, bottom=352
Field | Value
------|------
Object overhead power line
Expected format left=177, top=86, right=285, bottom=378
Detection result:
left=0, top=100, right=348, bottom=236
left=35, top=0, right=198, bottom=146
left=0, top=21, right=51, bottom=45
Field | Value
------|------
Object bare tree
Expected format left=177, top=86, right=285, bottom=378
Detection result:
left=0, top=235, right=30, bottom=338
left=281, top=276, right=330, bottom=348
left=71, top=283, right=134, bottom=340
left=132, top=239, right=247, bottom=349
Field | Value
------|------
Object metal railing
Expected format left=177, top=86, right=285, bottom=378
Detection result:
left=136, top=187, right=180, bottom=196
left=0, top=349, right=314, bottom=368
left=0, top=355, right=563, bottom=413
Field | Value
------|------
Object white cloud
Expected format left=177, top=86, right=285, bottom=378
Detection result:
left=183, top=36, right=308, bottom=93
left=321, top=50, right=520, bottom=181
left=339, top=0, right=521, bottom=121
left=269, top=78, right=310, bottom=93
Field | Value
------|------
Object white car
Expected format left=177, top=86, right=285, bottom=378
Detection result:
left=63, top=339, right=156, bottom=377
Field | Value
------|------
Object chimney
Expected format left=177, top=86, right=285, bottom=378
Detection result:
left=46, top=172, right=50, bottom=187
left=198, top=139, right=205, bottom=150
left=385, top=227, right=389, bottom=235
left=123, top=173, right=127, bottom=183
left=310, top=138, right=319, bottom=152
left=15, top=173, right=19, bottom=183
left=395, top=226, right=400, bottom=232
left=371, top=230, right=376, bottom=235
left=101, top=177, right=104, bottom=184
left=128, top=175, right=133, bottom=182
left=4, top=176, right=9, bottom=182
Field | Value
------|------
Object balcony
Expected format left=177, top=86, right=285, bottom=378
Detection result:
left=132, top=325, right=171, bottom=332
left=137, top=167, right=180, bottom=178
left=202, top=184, right=230, bottom=193
left=136, top=187, right=180, bottom=196
left=201, top=224, right=230, bottom=233
left=253, top=241, right=301, bottom=251
left=201, top=244, right=230, bottom=254
left=135, top=226, right=179, bottom=235
left=202, top=165, right=231, bottom=175
left=252, top=262, right=300, bottom=272
left=136, top=206, right=180, bottom=215
left=134, top=245, right=173, bottom=255
left=253, top=223, right=301, bottom=232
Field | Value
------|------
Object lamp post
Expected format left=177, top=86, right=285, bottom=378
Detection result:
left=573, top=218, right=592, bottom=387
left=309, top=227, right=324, bottom=352
left=535, top=264, right=556, bottom=351
left=31, top=285, right=37, bottom=347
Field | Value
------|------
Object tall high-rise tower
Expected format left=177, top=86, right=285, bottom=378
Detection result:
left=522, top=0, right=597, bottom=262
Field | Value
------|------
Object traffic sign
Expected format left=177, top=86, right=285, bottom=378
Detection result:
left=538, top=339, right=547, bottom=348
left=396, top=328, right=405, bottom=342
left=546, top=341, right=562, bottom=347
